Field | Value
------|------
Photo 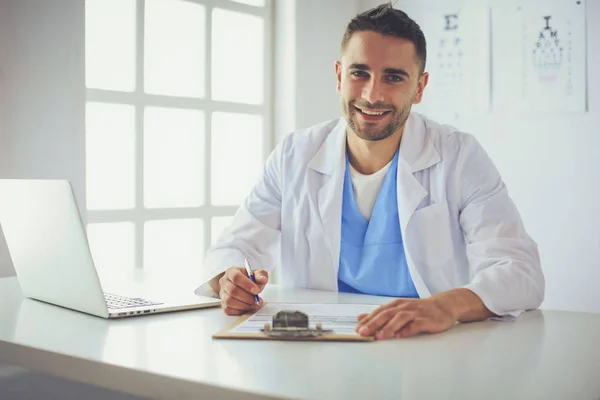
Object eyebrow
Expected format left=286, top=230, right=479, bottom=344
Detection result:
left=348, top=63, right=410, bottom=78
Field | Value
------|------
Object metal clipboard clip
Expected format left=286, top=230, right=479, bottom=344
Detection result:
left=261, top=310, right=333, bottom=338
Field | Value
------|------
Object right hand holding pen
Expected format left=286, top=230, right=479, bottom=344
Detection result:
left=218, top=267, right=268, bottom=315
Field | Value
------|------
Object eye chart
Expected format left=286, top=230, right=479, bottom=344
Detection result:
left=417, top=7, right=491, bottom=119
left=519, top=0, right=586, bottom=112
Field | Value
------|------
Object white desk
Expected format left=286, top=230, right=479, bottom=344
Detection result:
left=1, top=274, right=600, bottom=400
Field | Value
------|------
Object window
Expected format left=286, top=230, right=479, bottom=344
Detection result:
left=85, top=0, right=272, bottom=274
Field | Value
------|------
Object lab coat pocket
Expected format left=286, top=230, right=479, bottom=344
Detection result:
left=409, top=200, right=454, bottom=268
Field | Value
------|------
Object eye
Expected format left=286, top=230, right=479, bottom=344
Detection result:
left=350, top=70, right=369, bottom=78
left=386, top=75, right=404, bottom=83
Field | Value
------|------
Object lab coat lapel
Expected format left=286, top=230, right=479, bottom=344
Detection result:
left=396, top=114, right=441, bottom=231
left=307, top=118, right=347, bottom=290
left=396, top=158, right=428, bottom=234
left=397, top=114, right=441, bottom=296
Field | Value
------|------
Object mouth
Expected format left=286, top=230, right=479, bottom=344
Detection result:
left=353, top=105, right=391, bottom=122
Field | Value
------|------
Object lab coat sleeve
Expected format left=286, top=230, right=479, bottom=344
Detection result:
left=194, top=139, right=284, bottom=298
left=457, top=134, right=545, bottom=317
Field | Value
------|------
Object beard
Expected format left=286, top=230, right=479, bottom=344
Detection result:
left=342, top=98, right=412, bottom=142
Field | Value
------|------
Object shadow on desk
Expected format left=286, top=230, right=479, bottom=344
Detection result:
left=11, top=298, right=110, bottom=358
left=2, top=299, right=150, bottom=399
left=0, top=364, right=150, bottom=400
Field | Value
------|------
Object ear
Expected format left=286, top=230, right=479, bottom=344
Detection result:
left=335, top=61, right=342, bottom=93
left=412, top=72, right=429, bottom=104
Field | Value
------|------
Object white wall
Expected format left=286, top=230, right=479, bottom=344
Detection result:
left=294, top=0, right=360, bottom=130
left=274, top=0, right=360, bottom=140
left=0, top=0, right=85, bottom=278
left=0, top=0, right=12, bottom=278
left=0, top=0, right=8, bottom=174
left=357, top=0, right=600, bottom=313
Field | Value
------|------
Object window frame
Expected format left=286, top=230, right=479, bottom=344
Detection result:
left=85, top=0, right=274, bottom=271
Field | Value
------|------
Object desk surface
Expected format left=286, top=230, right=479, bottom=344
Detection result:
left=1, top=273, right=600, bottom=400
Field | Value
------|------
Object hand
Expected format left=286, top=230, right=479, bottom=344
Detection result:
left=218, top=266, right=268, bottom=316
left=355, top=298, right=457, bottom=340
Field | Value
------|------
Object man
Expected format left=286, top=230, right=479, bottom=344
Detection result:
left=196, top=3, right=544, bottom=340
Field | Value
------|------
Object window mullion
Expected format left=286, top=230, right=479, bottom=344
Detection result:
left=263, top=0, right=274, bottom=159
left=135, top=0, right=146, bottom=269
left=86, top=206, right=239, bottom=224
left=204, top=4, right=214, bottom=251
left=185, top=0, right=266, bottom=17
left=86, top=90, right=267, bottom=115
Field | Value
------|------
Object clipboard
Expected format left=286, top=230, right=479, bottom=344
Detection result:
left=213, top=302, right=377, bottom=342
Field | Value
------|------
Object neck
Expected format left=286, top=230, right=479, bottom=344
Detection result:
left=346, top=126, right=404, bottom=175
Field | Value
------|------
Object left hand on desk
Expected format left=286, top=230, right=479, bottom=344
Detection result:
left=355, top=298, right=456, bottom=340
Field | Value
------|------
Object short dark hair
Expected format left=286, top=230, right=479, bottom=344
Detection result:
left=341, top=3, right=427, bottom=74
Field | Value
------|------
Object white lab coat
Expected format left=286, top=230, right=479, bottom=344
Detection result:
left=196, top=112, right=544, bottom=317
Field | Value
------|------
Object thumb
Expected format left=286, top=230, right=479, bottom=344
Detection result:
left=254, top=269, right=269, bottom=284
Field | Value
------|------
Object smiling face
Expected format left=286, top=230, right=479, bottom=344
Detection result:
left=336, top=31, right=428, bottom=142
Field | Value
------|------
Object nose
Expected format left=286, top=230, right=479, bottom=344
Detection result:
left=362, top=76, right=384, bottom=105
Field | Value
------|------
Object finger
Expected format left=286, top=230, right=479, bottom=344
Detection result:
left=254, top=269, right=269, bottom=286
left=222, top=305, right=247, bottom=316
left=376, top=312, right=414, bottom=340
left=222, top=288, right=257, bottom=310
left=228, top=268, right=260, bottom=294
left=357, top=301, right=409, bottom=329
left=218, top=274, right=228, bottom=297
left=356, top=309, right=397, bottom=336
left=219, top=290, right=248, bottom=316
left=226, top=299, right=264, bottom=315
left=395, top=318, right=427, bottom=338
left=355, top=307, right=386, bottom=329
left=223, top=279, right=259, bottom=306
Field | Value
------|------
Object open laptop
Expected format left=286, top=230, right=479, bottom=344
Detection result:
left=0, top=179, right=221, bottom=318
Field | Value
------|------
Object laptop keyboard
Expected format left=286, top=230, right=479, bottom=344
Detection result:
left=104, top=293, right=163, bottom=310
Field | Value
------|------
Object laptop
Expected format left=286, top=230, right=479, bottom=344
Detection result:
left=0, top=179, right=221, bottom=318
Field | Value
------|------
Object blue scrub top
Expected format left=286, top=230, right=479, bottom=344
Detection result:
left=337, top=149, right=419, bottom=298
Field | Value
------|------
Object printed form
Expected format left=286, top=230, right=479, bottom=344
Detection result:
left=230, top=303, right=381, bottom=336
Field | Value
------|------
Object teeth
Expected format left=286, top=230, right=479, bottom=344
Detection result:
left=357, top=107, right=386, bottom=116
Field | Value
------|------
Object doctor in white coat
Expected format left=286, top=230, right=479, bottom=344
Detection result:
left=196, top=4, right=544, bottom=340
